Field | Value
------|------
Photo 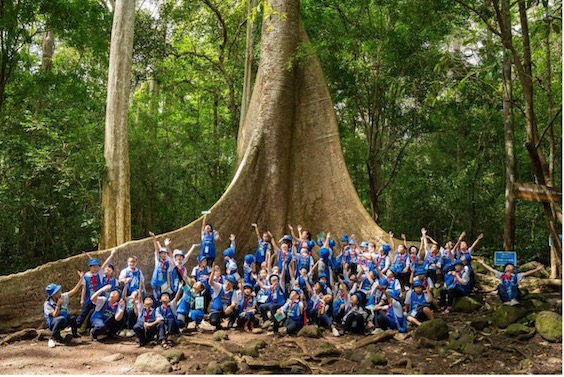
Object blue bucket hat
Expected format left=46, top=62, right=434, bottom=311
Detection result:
left=348, top=240, right=356, bottom=245
left=45, top=283, right=61, bottom=298
left=454, top=259, right=463, bottom=266
left=197, top=255, right=206, bottom=264
left=378, top=278, right=389, bottom=288
left=318, top=272, right=328, bottom=281
left=341, top=235, right=349, bottom=242
left=225, top=275, right=237, bottom=284
left=382, top=244, right=391, bottom=254
left=388, top=290, right=402, bottom=301
left=159, top=247, right=168, bottom=254
left=223, top=248, right=235, bottom=259
left=414, top=267, right=427, bottom=276
left=244, top=254, right=256, bottom=264
left=291, top=287, right=302, bottom=295
left=319, top=247, right=330, bottom=260
left=360, top=241, right=369, bottom=248
left=282, top=235, right=293, bottom=243
left=88, top=258, right=101, bottom=267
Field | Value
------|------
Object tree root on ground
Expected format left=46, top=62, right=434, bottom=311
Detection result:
left=352, top=330, right=397, bottom=349
left=0, top=328, right=50, bottom=345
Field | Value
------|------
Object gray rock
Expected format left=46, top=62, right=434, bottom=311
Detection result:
left=162, top=349, right=186, bottom=363
left=535, top=311, right=562, bottom=342
left=135, top=352, right=172, bottom=373
left=365, top=352, right=387, bottom=366
left=213, top=330, right=229, bottom=341
left=101, top=353, right=124, bottom=362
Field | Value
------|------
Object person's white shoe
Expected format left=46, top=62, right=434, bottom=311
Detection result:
left=509, top=299, right=520, bottom=306
left=371, top=328, right=384, bottom=335
left=261, top=320, right=272, bottom=329
left=332, top=327, right=340, bottom=337
left=502, top=300, right=512, bottom=306
left=48, top=339, right=56, bottom=348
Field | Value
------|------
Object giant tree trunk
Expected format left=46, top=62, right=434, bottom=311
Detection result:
left=0, top=0, right=390, bottom=333
left=99, top=0, right=136, bottom=250
left=238, top=0, right=257, bottom=134
left=501, top=0, right=515, bottom=251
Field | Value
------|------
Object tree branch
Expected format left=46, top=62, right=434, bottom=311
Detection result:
left=455, top=0, right=502, bottom=36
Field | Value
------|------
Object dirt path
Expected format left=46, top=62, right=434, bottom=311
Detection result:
left=0, top=308, right=561, bottom=375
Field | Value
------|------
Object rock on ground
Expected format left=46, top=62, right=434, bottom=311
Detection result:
left=297, top=325, right=322, bottom=338
left=535, top=311, right=562, bottom=343
left=491, top=305, right=528, bottom=328
left=162, top=349, right=186, bottom=363
left=134, top=352, right=172, bottom=373
left=506, top=323, right=535, bottom=337
left=414, top=319, right=449, bottom=341
left=101, top=353, right=124, bottom=362
left=452, top=296, right=483, bottom=313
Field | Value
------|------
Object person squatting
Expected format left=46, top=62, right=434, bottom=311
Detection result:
left=44, top=217, right=545, bottom=349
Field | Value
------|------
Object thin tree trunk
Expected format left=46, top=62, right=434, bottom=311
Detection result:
left=100, top=0, right=136, bottom=249
left=41, top=30, right=55, bottom=72
left=501, top=0, right=515, bottom=252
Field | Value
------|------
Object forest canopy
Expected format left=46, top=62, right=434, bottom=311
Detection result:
left=0, top=0, right=561, bottom=275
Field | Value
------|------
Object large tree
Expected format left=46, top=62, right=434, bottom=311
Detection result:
left=0, top=0, right=391, bottom=332
left=100, top=0, right=136, bottom=249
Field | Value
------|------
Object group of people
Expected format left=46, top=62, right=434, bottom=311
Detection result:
left=44, top=215, right=545, bottom=349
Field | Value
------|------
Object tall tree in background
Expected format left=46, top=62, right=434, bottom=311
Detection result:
left=100, top=0, right=136, bottom=249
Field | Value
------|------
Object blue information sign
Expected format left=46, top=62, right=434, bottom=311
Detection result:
left=494, top=251, right=517, bottom=266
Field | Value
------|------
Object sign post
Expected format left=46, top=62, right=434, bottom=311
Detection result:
left=494, top=251, right=517, bottom=266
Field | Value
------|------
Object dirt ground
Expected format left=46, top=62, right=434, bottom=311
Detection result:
left=0, top=302, right=562, bottom=375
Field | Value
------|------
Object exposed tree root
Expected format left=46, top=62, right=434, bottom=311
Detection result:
left=1, top=328, right=40, bottom=345
left=352, top=330, right=397, bottom=349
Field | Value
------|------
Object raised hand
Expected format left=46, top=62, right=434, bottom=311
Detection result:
left=229, top=234, right=236, bottom=241
left=164, top=238, right=172, bottom=246
left=149, top=231, right=156, bottom=238
left=421, top=228, right=427, bottom=235
left=459, top=231, right=466, bottom=240
left=478, top=233, right=484, bottom=239
left=251, top=223, right=258, bottom=228
left=401, top=234, right=406, bottom=240
left=77, top=270, right=84, bottom=279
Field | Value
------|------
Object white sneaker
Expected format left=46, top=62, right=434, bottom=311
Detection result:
left=509, top=299, right=520, bottom=306
left=332, top=327, right=340, bottom=337
left=371, top=328, right=384, bottom=335
left=126, top=329, right=135, bottom=338
left=503, top=300, right=512, bottom=306
left=261, top=320, right=272, bottom=329
left=118, top=330, right=127, bottom=337
left=48, top=339, right=56, bottom=348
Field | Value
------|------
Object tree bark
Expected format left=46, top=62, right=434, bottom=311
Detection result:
left=100, top=0, right=136, bottom=249
left=501, top=0, right=515, bottom=252
left=0, top=0, right=392, bottom=333
left=41, top=30, right=55, bottom=72
left=238, top=0, right=257, bottom=139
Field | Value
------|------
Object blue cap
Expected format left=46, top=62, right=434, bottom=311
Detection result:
left=107, top=262, right=115, bottom=271
left=223, top=248, right=235, bottom=259
left=159, top=247, right=168, bottom=254
left=244, top=254, right=255, bottom=264
left=454, top=259, right=463, bottom=266
left=341, top=235, right=349, bottom=242
left=412, top=280, right=423, bottom=288
left=45, top=283, right=61, bottom=297
left=348, top=240, right=356, bottom=245
left=88, top=258, right=101, bottom=267
left=282, top=235, right=293, bottom=242
left=225, top=275, right=237, bottom=284
left=319, top=247, right=330, bottom=260
left=243, top=282, right=253, bottom=289
left=378, top=278, right=389, bottom=287
left=341, top=280, right=351, bottom=290
left=360, top=241, right=369, bottom=248
left=388, top=290, right=402, bottom=301
left=197, top=255, right=206, bottom=264
left=328, top=239, right=336, bottom=248
left=291, top=287, right=302, bottom=295
left=382, top=244, right=391, bottom=253
left=461, top=254, right=471, bottom=262
left=318, top=272, right=328, bottom=280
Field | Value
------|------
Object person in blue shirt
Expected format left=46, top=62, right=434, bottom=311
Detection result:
left=252, top=223, right=272, bottom=269
left=150, top=233, right=173, bottom=305
left=43, top=272, right=84, bottom=348
left=156, top=291, right=181, bottom=349
left=223, top=234, right=238, bottom=276
left=272, top=287, right=305, bottom=335
left=119, top=256, right=146, bottom=331
left=257, top=272, right=287, bottom=329
left=404, top=280, right=434, bottom=327
left=89, top=284, right=127, bottom=341
left=371, top=284, right=407, bottom=334
left=201, top=213, right=221, bottom=266
left=476, top=257, right=545, bottom=306
left=208, top=270, right=239, bottom=330
left=133, top=295, right=164, bottom=347
left=439, top=259, right=470, bottom=313
left=237, top=283, right=257, bottom=332
left=76, top=258, right=104, bottom=330
left=243, top=254, right=256, bottom=286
